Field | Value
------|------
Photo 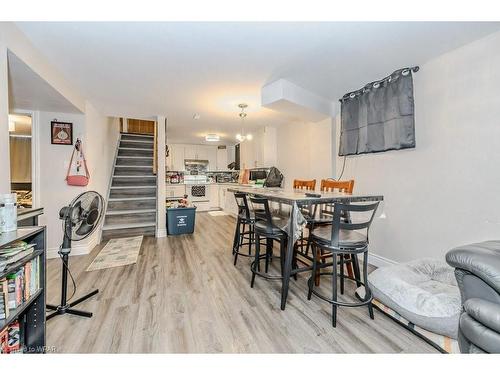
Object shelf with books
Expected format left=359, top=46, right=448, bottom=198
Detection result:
left=0, top=250, right=43, bottom=280
left=0, top=288, right=42, bottom=331
left=0, top=227, right=46, bottom=354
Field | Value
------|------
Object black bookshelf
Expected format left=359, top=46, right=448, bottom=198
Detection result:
left=0, top=227, right=46, bottom=354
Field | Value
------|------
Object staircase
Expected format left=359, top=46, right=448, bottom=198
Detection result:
left=101, top=133, right=157, bottom=241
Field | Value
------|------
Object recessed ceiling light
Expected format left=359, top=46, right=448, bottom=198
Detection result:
left=193, top=113, right=201, bottom=120
left=205, top=134, right=220, bottom=142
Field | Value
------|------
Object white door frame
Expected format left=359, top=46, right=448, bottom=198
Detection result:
left=10, top=108, right=40, bottom=208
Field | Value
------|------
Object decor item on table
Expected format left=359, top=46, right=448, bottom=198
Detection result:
left=66, top=138, right=90, bottom=186
left=239, top=169, right=250, bottom=185
left=359, top=257, right=461, bottom=353
left=47, top=191, right=104, bottom=320
left=446, top=241, right=500, bottom=353
left=263, top=167, right=283, bottom=188
left=339, top=66, right=419, bottom=156
left=235, top=103, right=252, bottom=142
left=86, top=236, right=143, bottom=272
left=0, top=193, right=17, bottom=233
left=51, top=120, right=73, bottom=145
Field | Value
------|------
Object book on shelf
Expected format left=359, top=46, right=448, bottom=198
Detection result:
left=0, top=241, right=35, bottom=266
left=0, top=257, right=40, bottom=319
left=0, top=278, right=8, bottom=320
left=0, top=320, right=21, bottom=354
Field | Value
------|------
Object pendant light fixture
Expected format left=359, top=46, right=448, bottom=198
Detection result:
left=236, top=103, right=252, bottom=142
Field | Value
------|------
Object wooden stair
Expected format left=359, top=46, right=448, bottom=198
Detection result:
left=101, top=133, right=157, bottom=241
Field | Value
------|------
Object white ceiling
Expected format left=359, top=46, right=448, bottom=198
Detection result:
left=7, top=51, right=82, bottom=114
left=15, top=22, right=500, bottom=144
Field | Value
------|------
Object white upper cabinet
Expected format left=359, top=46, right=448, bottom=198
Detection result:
left=166, top=144, right=186, bottom=171
left=184, top=144, right=197, bottom=160
left=195, top=144, right=210, bottom=161
left=216, top=147, right=228, bottom=171
left=206, top=146, right=217, bottom=171
left=167, top=143, right=221, bottom=171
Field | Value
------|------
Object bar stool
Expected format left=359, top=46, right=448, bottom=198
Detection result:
left=306, top=179, right=358, bottom=286
left=249, top=196, right=289, bottom=288
left=293, top=179, right=316, bottom=191
left=232, top=192, right=257, bottom=266
left=307, top=201, right=380, bottom=327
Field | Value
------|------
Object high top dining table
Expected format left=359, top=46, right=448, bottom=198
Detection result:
left=227, top=185, right=384, bottom=310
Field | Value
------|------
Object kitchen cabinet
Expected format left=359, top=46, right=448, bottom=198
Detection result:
left=208, top=185, right=220, bottom=209
left=216, top=147, right=228, bottom=171
left=167, top=144, right=186, bottom=171
left=184, top=144, right=209, bottom=160
left=195, top=144, right=210, bottom=160
left=169, top=143, right=223, bottom=171
left=223, top=187, right=238, bottom=217
left=218, top=186, right=226, bottom=210
left=207, top=147, right=217, bottom=171
left=166, top=184, right=185, bottom=198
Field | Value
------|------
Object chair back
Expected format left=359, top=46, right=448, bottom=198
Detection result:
left=327, top=202, right=380, bottom=248
left=249, top=196, right=274, bottom=232
left=320, top=179, right=354, bottom=193
left=293, top=179, right=316, bottom=191
left=234, top=192, right=251, bottom=220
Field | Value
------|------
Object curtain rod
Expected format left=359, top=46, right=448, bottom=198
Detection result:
left=339, top=66, right=419, bottom=102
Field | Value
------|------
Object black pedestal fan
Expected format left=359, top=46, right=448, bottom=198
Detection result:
left=46, top=191, right=104, bottom=320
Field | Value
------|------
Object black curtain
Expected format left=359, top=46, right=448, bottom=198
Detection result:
left=339, top=68, right=416, bottom=156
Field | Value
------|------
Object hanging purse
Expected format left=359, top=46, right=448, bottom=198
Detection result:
left=66, top=140, right=90, bottom=186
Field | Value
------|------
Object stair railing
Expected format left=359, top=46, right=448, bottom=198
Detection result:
left=153, top=121, right=158, bottom=175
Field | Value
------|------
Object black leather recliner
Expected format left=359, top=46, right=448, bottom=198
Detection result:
left=446, top=241, right=500, bottom=353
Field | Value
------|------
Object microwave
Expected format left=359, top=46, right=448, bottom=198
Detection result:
left=249, top=168, right=269, bottom=181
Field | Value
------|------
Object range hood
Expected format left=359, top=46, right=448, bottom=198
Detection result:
left=184, top=159, right=209, bottom=166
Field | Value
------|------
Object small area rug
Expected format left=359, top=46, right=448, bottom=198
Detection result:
left=208, top=211, right=229, bottom=216
left=86, top=236, right=143, bottom=271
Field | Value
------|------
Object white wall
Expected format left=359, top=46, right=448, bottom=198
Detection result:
left=276, top=118, right=333, bottom=188
left=333, top=31, right=500, bottom=265
left=36, top=107, right=120, bottom=256
left=37, top=111, right=87, bottom=252
left=0, top=41, right=9, bottom=192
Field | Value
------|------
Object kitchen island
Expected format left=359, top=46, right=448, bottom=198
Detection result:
left=167, top=182, right=243, bottom=213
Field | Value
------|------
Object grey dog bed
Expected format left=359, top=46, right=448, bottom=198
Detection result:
left=368, top=258, right=461, bottom=339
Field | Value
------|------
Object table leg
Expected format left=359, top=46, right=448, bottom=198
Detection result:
left=281, top=204, right=296, bottom=310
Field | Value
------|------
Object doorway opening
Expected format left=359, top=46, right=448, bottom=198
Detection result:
left=9, top=113, right=33, bottom=208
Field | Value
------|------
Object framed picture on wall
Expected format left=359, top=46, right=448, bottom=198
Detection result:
left=51, top=121, right=73, bottom=145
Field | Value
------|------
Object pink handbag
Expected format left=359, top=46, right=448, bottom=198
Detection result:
left=66, top=140, right=90, bottom=186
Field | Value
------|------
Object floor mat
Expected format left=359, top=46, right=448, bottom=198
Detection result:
left=86, top=236, right=143, bottom=271
left=207, top=211, right=229, bottom=216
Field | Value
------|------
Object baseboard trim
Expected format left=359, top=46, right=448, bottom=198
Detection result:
left=46, top=235, right=100, bottom=259
left=368, top=252, right=398, bottom=268
left=156, top=228, right=167, bottom=238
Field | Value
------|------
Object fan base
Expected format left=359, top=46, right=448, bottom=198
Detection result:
left=46, top=289, right=99, bottom=320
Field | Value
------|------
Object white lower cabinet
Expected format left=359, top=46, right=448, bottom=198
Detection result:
left=223, top=188, right=238, bottom=216
left=209, top=185, right=220, bottom=210
left=219, top=186, right=226, bottom=210
left=166, top=185, right=185, bottom=198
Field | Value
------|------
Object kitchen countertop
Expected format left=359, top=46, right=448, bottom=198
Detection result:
left=167, top=182, right=241, bottom=186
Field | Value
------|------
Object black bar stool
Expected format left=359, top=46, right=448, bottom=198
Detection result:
left=248, top=196, right=288, bottom=288
left=307, top=201, right=380, bottom=327
left=232, top=192, right=258, bottom=266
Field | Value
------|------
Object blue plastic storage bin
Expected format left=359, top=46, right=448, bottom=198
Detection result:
left=167, top=206, right=196, bottom=235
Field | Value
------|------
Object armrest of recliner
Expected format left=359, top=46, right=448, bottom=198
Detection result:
left=464, top=298, right=500, bottom=334
left=446, top=240, right=500, bottom=294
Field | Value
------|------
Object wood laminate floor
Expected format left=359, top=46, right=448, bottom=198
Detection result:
left=46, top=213, right=438, bottom=353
